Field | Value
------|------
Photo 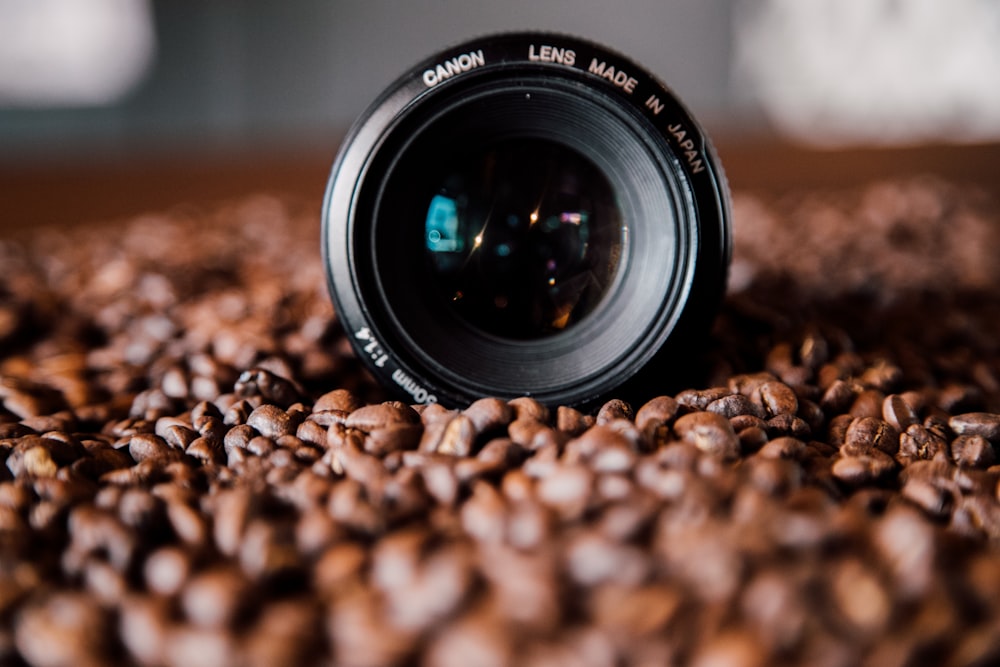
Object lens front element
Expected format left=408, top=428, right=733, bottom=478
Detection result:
left=423, top=138, right=622, bottom=339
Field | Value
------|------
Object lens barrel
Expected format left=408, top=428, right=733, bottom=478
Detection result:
left=323, top=32, right=731, bottom=408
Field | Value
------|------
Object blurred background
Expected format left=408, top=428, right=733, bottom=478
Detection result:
left=2, top=0, right=999, bottom=229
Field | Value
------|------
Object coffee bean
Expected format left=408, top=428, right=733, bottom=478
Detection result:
left=950, top=413, right=1000, bottom=442
left=508, top=397, right=549, bottom=423
left=313, top=388, right=363, bottom=413
left=345, top=402, right=420, bottom=432
left=673, top=412, right=739, bottom=459
left=831, top=451, right=897, bottom=485
left=755, top=381, right=799, bottom=417
left=596, top=398, right=633, bottom=425
left=235, top=368, right=302, bottom=408
left=883, top=394, right=920, bottom=432
left=246, top=404, right=295, bottom=440
left=843, top=417, right=899, bottom=456
left=708, top=393, right=764, bottom=419
left=463, top=397, right=514, bottom=433
left=950, top=434, right=996, bottom=469
left=676, top=387, right=732, bottom=412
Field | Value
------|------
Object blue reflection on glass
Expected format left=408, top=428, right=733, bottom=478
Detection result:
left=425, top=194, right=462, bottom=253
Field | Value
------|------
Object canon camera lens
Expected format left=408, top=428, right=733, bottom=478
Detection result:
left=323, top=32, right=731, bottom=408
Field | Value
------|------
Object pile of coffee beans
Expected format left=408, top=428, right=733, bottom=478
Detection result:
left=2, top=182, right=999, bottom=666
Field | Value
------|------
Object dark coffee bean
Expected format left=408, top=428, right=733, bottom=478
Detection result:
left=223, top=399, right=255, bottom=426
left=820, top=379, right=857, bottom=415
left=883, top=394, right=919, bottom=432
left=235, top=368, right=301, bottom=408
left=901, top=477, right=952, bottom=519
left=346, top=402, right=420, bottom=432
left=849, top=389, right=886, bottom=419
left=738, top=426, right=769, bottom=454
left=508, top=397, right=549, bottom=423
left=708, top=394, right=764, bottom=419
left=596, top=398, right=633, bottom=425
left=420, top=414, right=475, bottom=457
left=951, top=435, right=996, bottom=469
left=758, top=437, right=806, bottom=461
left=463, top=397, right=514, bottom=433
left=764, top=414, right=811, bottom=440
left=755, top=381, right=799, bottom=417
left=247, top=404, right=295, bottom=440
left=950, top=413, right=1000, bottom=442
left=556, top=405, right=592, bottom=437
left=313, top=388, right=363, bottom=413
left=676, top=387, right=732, bottom=412
left=129, top=433, right=173, bottom=463
left=831, top=450, right=896, bottom=485
left=673, top=412, right=739, bottom=459
left=843, top=417, right=899, bottom=456
left=365, top=423, right=422, bottom=456
left=899, top=424, right=948, bottom=462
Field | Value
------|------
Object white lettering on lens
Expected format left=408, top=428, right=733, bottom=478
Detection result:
left=391, top=368, right=438, bottom=404
left=668, top=123, right=706, bottom=174
left=587, top=58, right=637, bottom=93
left=645, top=94, right=664, bottom=115
left=422, top=49, right=486, bottom=87
left=527, top=44, right=576, bottom=66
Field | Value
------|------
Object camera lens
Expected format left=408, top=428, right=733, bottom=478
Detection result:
left=422, top=137, right=622, bottom=339
left=323, top=33, right=731, bottom=408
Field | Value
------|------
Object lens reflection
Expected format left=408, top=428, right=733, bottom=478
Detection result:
left=424, top=139, right=622, bottom=339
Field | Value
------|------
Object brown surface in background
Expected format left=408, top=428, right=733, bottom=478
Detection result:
left=2, top=140, right=999, bottom=235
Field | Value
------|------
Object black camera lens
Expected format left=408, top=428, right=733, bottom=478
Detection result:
left=323, top=33, right=731, bottom=408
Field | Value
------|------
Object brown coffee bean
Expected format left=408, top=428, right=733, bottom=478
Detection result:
left=755, top=381, right=799, bottom=417
left=673, top=412, right=739, bottom=459
left=246, top=404, right=295, bottom=440
left=508, top=397, right=549, bottom=423
left=850, top=389, right=886, bottom=419
left=821, top=379, right=857, bottom=415
left=763, top=414, right=811, bottom=440
left=950, top=413, right=1000, bottom=442
left=345, top=401, right=420, bottom=432
left=676, top=387, right=732, bottom=412
left=843, top=417, right=899, bottom=456
left=313, top=388, right=363, bottom=413
left=757, top=436, right=806, bottom=461
left=901, top=477, right=952, bottom=519
left=463, top=397, right=514, bottom=433
left=419, top=414, right=474, bottom=457
left=235, top=368, right=301, bottom=408
left=128, top=432, right=173, bottom=463
left=556, top=405, right=592, bottom=437
left=365, top=423, right=422, bottom=456
left=15, top=592, right=111, bottom=667
left=883, top=394, right=919, bottom=432
left=899, top=424, right=948, bottom=462
left=708, top=393, right=764, bottom=419
left=831, top=451, right=896, bottom=485
left=951, top=434, right=996, bottom=469
left=596, top=398, right=633, bottom=425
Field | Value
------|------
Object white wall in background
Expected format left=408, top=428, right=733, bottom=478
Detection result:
left=0, top=0, right=155, bottom=107
left=734, top=0, right=1000, bottom=146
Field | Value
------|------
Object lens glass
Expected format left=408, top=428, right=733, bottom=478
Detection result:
left=422, top=138, right=623, bottom=339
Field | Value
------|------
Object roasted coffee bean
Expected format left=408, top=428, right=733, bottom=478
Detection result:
left=508, top=397, right=549, bottom=424
left=463, top=397, right=514, bottom=434
left=755, top=381, right=799, bottom=417
left=345, top=402, right=420, bottom=432
left=235, top=368, right=302, bottom=408
left=950, top=434, right=996, bottom=469
left=831, top=450, right=897, bottom=486
left=950, top=413, right=1000, bottom=442
left=883, top=394, right=920, bottom=432
left=843, top=417, right=899, bottom=456
left=673, top=412, right=739, bottom=459
left=708, top=393, right=764, bottom=419
left=676, top=387, right=732, bottom=412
